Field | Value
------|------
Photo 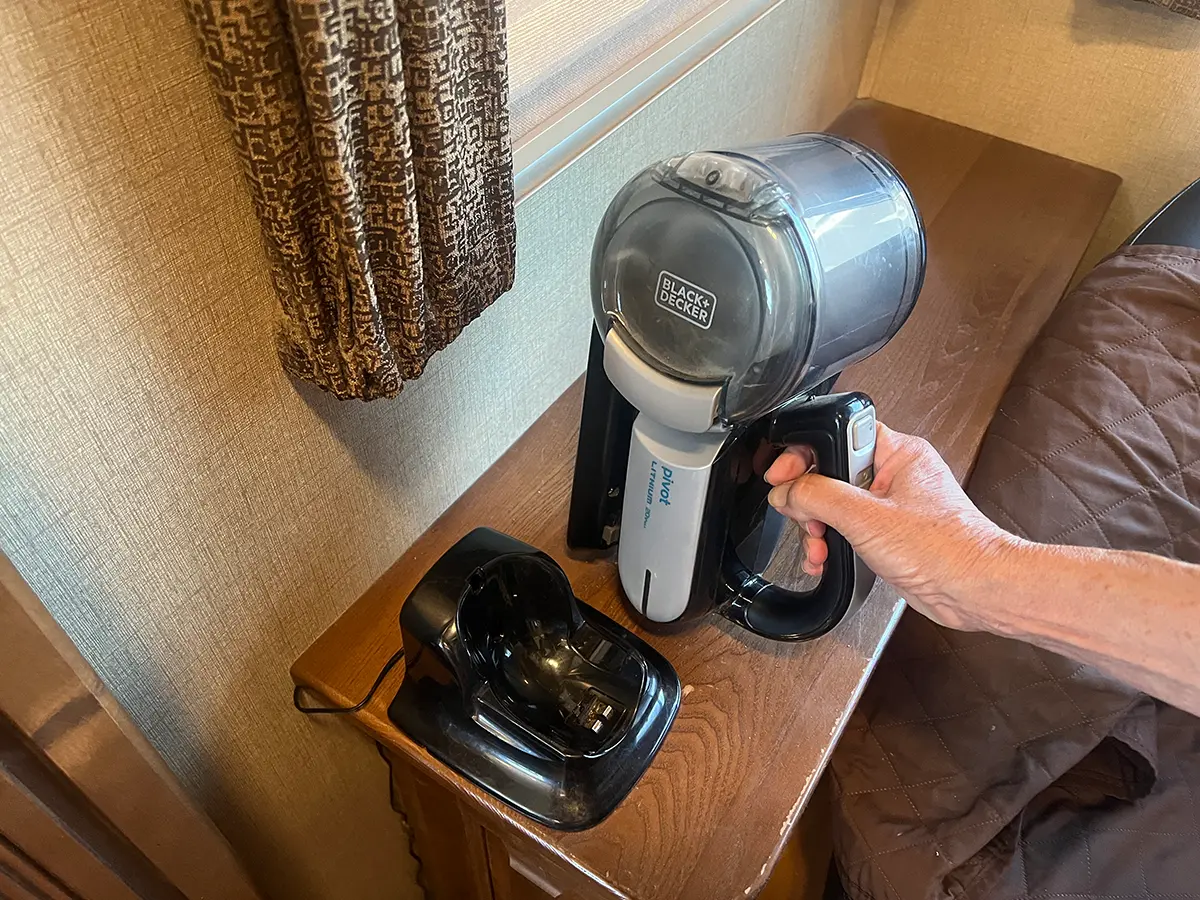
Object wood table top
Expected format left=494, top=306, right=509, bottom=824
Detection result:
left=292, top=100, right=1119, bottom=900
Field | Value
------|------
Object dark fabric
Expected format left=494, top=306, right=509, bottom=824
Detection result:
left=971, top=245, right=1200, bottom=556
left=1134, top=0, right=1200, bottom=18
left=187, top=0, right=516, bottom=400
left=830, top=245, right=1200, bottom=900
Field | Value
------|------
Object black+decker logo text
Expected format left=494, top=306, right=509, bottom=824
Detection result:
left=655, top=270, right=716, bottom=329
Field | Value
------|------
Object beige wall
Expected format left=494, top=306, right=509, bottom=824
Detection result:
left=0, top=1, right=879, bottom=898
left=862, top=0, right=1200, bottom=272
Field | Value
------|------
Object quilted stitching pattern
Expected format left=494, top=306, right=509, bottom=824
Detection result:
left=983, top=704, right=1200, bottom=900
left=829, top=246, right=1200, bottom=900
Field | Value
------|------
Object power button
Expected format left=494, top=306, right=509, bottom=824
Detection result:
left=851, top=410, right=876, bottom=451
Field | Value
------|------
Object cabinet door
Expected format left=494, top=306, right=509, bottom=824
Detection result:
left=381, top=749, right=623, bottom=900
left=487, top=830, right=570, bottom=900
left=485, top=830, right=622, bottom=900
left=384, top=754, right=493, bottom=900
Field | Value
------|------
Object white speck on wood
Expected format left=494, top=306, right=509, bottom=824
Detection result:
left=744, top=859, right=773, bottom=895
left=682, top=684, right=694, bottom=697
left=779, top=768, right=818, bottom=836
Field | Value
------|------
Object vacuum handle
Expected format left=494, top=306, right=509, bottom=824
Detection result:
left=771, top=391, right=877, bottom=492
left=720, top=391, right=877, bottom=641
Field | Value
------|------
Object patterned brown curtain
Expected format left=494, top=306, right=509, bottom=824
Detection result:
left=186, top=0, right=517, bottom=400
left=1135, top=0, right=1200, bottom=17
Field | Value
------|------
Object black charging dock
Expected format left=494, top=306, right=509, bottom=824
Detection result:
left=387, top=528, right=680, bottom=830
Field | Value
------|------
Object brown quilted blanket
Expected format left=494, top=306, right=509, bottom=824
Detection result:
left=829, top=245, right=1200, bottom=900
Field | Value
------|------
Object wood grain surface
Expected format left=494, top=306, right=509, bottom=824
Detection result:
left=292, top=100, right=1119, bottom=900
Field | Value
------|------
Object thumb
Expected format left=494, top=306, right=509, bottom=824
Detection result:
left=767, top=472, right=877, bottom=536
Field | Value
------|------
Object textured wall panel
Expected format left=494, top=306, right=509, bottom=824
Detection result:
left=862, top=0, right=1200, bottom=272
left=0, top=0, right=878, bottom=897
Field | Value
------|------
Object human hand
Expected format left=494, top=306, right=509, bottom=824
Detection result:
left=763, top=423, right=1016, bottom=631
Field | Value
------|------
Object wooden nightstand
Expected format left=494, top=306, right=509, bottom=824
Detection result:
left=292, top=100, right=1118, bottom=900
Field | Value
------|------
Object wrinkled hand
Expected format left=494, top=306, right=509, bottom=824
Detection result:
left=764, top=423, right=1014, bottom=630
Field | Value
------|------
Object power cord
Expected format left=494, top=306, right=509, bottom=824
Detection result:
left=293, top=647, right=405, bottom=715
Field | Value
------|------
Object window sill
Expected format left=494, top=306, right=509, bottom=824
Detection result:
left=511, top=0, right=788, bottom=202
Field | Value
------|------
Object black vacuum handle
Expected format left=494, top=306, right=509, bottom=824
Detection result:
left=720, top=391, right=876, bottom=641
left=566, top=329, right=638, bottom=550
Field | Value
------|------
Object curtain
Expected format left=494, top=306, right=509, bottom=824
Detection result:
left=1135, top=0, right=1200, bottom=17
left=186, top=0, right=517, bottom=400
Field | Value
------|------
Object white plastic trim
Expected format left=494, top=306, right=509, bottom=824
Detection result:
left=603, top=329, right=722, bottom=433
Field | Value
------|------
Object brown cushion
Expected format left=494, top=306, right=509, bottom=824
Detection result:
left=970, top=244, right=1200, bottom=559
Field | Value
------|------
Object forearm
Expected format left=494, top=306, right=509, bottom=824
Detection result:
left=964, top=538, right=1200, bottom=716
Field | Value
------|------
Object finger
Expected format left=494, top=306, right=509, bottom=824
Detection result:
left=802, top=558, right=825, bottom=577
left=870, top=422, right=938, bottom=496
left=867, top=424, right=902, bottom=496
left=751, top=440, right=776, bottom=477
left=764, top=446, right=815, bottom=486
left=875, top=421, right=899, bottom=451
left=805, top=519, right=826, bottom=538
left=802, top=533, right=828, bottom=566
left=768, top=471, right=875, bottom=534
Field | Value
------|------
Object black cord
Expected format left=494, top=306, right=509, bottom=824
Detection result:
left=293, top=647, right=405, bottom=715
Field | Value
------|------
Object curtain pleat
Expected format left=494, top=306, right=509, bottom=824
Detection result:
left=187, top=0, right=516, bottom=400
left=1135, top=0, right=1200, bottom=18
